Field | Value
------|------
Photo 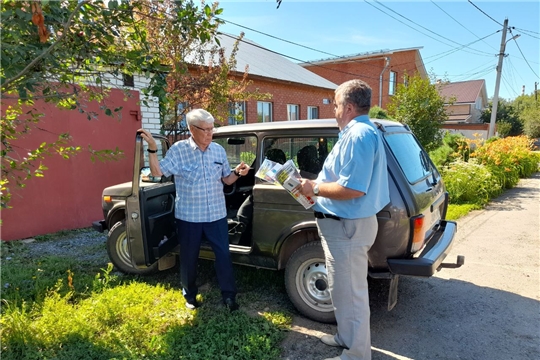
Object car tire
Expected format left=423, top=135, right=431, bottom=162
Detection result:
left=285, top=241, right=336, bottom=323
left=107, top=220, right=158, bottom=275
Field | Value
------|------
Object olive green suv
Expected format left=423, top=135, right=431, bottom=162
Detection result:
left=93, top=119, right=464, bottom=323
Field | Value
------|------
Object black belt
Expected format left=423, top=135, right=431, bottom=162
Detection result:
left=314, top=211, right=341, bottom=221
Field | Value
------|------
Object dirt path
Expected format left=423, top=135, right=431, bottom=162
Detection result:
left=281, top=173, right=540, bottom=360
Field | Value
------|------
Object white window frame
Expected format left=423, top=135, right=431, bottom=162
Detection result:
left=257, top=101, right=272, bottom=123
left=287, top=104, right=299, bottom=121
left=307, top=106, right=319, bottom=120
left=389, top=71, right=397, bottom=95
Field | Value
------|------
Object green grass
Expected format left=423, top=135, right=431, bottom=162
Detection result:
left=446, top=203, right=483, bottom=220
left=0, top=238, right=291, bottom=360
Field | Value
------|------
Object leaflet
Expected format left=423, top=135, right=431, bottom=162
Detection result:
left=255, top=158, right=316, bottom=209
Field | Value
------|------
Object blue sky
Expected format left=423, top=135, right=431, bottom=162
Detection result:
left=217, top=0, right=540, bottom=101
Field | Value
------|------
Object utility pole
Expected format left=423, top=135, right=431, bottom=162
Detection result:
left=488, top=18, right=520, bottom=138
left=488, top=19, right=508, bottom=138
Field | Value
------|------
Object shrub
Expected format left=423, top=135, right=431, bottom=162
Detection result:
left=471, top=135, right=540, bottom=189
left=369, top=106, right=391, bottom=119
left=441, top=160, right=502, bottom=205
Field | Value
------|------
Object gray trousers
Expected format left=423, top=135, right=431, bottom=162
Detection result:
left=316, top=215, right=378, bottom=360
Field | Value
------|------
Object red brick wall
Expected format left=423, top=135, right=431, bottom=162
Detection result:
left=303, top=50, right=423, bottom=110
left=1, top=89, right=142, bottom=241
left=231, top=77, right=336, bottom=123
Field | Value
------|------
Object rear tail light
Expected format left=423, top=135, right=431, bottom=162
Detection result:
left=411, top=215, right=426, bottom=253
left=103, top=195, right=112, bottom=203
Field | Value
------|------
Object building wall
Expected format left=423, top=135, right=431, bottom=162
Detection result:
left=446, top=104, right=471, bottom=115
left=302, top=50, right=423, bottom=110
left=240, top=79, right=335, bottom=123
left=2, top=74, right=161, bottom=241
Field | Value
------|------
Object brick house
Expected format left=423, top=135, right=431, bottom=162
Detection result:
left=299, top=47, right=427, bottom=110
left=196, top=34, right=338, bottom=125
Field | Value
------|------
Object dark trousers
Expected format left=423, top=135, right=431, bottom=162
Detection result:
left=175, top=217, right=237, bottom=302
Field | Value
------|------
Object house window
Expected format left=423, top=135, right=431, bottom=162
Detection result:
left=257, top=101, right=272, bottom=122
left=307, top=106, right=319, bottom=120
left=123, top=73, right=134, bottom=87
left=389, top=71, right=397, bottom=95
left=287, top=104, right=299, bottom=121
left=228, top=102, right=246, bottom=125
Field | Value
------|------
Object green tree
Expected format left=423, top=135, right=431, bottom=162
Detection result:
left=0, top=0, right=222, bottom=207
left=387, top=74, right=448, bottom=151
left=480, top=99, right=523, bottom=137
left=368, top=105, right=391, bottom=119
left=513, top=93, right=540, bottom=138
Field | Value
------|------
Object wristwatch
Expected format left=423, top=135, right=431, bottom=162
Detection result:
left=313, top=183, right=320, bottom=196
left=234, top=169, right=241, bottom=176
left=147, top=148, right=158, bottom=153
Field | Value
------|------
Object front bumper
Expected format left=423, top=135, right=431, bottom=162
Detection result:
left=92, top=220, right=106, bottom=233
left=387, top=220, right=463, bottom=277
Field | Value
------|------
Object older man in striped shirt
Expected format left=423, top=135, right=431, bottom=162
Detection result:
left=138, top=109, right=249, bottom=312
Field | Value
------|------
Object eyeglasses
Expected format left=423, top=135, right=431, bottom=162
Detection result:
left=191, top=124, right=215, bottom=134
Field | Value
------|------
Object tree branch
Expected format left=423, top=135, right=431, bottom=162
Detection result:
left=1, top=0, right=90, bottom=92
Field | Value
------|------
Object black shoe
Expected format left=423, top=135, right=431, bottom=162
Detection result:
left=185, top=299, right=199, bottom=310
left=223, top=298, right=239, bottom=312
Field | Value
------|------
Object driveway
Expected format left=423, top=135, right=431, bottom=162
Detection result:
left=281, top=172, right=540, bottom=360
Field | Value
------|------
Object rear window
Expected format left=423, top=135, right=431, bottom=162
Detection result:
left=385, top=132, right=431, bottom=183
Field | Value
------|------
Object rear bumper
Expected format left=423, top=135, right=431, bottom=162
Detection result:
left=387, top=220, right=462, bottom=277
left=92, top=220, right=106, bottom=233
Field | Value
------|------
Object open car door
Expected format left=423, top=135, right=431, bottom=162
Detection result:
left=126, top=133, right=177, bottom=270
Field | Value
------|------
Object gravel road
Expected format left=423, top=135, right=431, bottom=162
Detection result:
left=282, top=172, right=540, bottom=360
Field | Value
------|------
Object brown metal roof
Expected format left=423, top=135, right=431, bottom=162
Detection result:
left=438, top=79, right=486, bottom=104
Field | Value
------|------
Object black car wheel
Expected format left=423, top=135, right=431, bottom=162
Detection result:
left=285, top=241, right=335, bottom=323
left=107, top=220, right=158, bottom=275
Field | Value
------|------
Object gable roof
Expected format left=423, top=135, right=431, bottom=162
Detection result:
left=209, top=33, right=338, bottom=90
left=301, top=47, right=427, bottom=79
left=438, top=79, right=488, bottom=105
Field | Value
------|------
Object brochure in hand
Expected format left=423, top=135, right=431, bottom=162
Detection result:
left=255, top=158, right=316, bottom=209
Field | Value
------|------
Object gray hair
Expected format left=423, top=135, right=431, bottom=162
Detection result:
left=186, top=109, right=215, bottom=126
left=335, top=79, right=372, bottom=113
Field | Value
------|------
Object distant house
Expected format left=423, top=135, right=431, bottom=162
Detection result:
left=300, top=47, right=428, bottom=110
left=437, top=79, right=488, bottom=124
left=437, top=79, right=490, bottom=140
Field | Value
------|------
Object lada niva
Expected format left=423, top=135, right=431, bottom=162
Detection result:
left=93, top=119, right=464, bottom=322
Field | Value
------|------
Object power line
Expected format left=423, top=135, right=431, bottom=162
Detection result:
left=430, top=0, right=497, bottom=51
left=366, top=0, right=494, bottom=57
left=509, top=28, right=540, bottom=79
left=424, top=31, right=500, bottom=64
left=467, top=0, right=503, bottom=26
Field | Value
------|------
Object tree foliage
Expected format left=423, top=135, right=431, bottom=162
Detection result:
left=0, top=0, right=258, bottom=208
left=480, top=99, right=523, bottom=137
left=387, top=74, right=448, bottom=151
left=138, top=0, right=270, bottom=140
left=514, top=93, right=540, bottom=138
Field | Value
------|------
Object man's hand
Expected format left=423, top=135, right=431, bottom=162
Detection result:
left=137, top=128, right=158, bottom=150
left=235, top=161, right=250, bottom=176
left=299, top=178, right=316, bottom=197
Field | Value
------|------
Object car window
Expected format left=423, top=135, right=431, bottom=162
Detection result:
left=263, top=136, right=337, bottom=179
left=214, top=136, right=258, bottom=167
left=385, top=132, right=431, bottom=183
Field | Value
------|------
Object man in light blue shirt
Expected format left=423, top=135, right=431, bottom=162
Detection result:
left=299, top=79, right=390, bottom=360
left=139, top=109, right=249, bottom=312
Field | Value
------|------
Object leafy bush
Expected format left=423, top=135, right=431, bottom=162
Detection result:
left=441, top=160, right=502, bottom=205
left=429, top=132, right=470, bottom=168
left=471, top=135, right=540, bottom=189
left=369, top=106, right=391, bottom=119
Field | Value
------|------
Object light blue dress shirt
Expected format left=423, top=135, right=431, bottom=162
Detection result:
left=314, top=115, right=390, bottom=219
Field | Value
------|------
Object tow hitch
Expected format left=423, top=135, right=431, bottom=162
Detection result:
left=438, top=255, right=465, bottom=269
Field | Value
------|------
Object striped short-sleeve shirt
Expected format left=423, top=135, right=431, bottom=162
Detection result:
left=159, top=138, right=231, bottom=223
